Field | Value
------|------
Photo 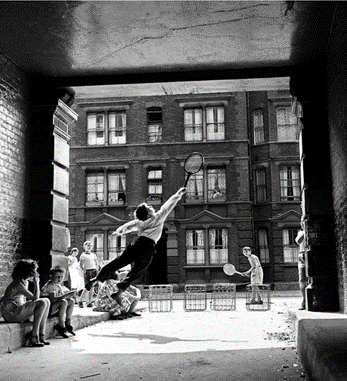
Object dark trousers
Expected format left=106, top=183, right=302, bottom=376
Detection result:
left=96, top=236, right=156, bottom=291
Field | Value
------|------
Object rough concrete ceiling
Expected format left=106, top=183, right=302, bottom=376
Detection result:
left=0, top=1, right=335, bottom=86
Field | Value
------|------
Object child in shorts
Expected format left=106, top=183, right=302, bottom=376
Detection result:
left=241, top=246, right=264, bottom=304
left=79, top=241, right=99, bottom=307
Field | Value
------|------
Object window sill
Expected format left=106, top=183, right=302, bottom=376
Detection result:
left=108, top=201, right=126, bottom=206
left=147, top=198, right=162, bottom=205
left=86, top=202, right=104, bottom=206
left=85, top=203, right=126, bottom=208
left=184, top=265, right=224, bottom=269
left=281, top=263, right=298, bottom=267
left=183, top=199, right=227, bottom=205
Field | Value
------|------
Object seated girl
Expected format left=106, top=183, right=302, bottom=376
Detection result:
left=0, top=259, right=51, bottom=347
left=41, top=266, right=76, bottom=338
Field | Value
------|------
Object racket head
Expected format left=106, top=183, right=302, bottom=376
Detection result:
left=184, top=152, right=204, bottom=175
left=223, top=263, right=236, bottom=276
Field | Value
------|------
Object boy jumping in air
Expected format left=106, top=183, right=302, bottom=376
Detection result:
left=85, top=187, right=186, bottom=306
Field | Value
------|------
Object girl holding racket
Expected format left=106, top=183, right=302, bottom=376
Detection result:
left=85, top=152, right=204, bottom=305
left=241, top=246, right=264, bottom=304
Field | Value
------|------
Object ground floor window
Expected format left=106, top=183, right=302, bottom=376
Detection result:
left=282, top=228, right=299, bottom=262
left=85, top=231, right=126, bottom=263
left=186, top=228, right=228, bottom=265
left=258, top=229, right=270, bottom=263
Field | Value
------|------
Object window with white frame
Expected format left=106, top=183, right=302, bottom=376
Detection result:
left=276, top=106, right=298, bottom=141
left=85, top=231, right=126, bottom=263
left=255, top=168, right=267, bottom=203
left=186, top=228, right=228, bottom=265
left=108, top=232, right=126, bottom=261
left=258, top=229, right=270, bottom=263
left=184, top=106, right=224, bottom=141
left=147, top=169, right=162, bottom=202
left=186, top=229, right=205, bottom=264
left=282, top=228, right=299, bottom=262
left=148, top=107, right=162, bottom=142
left=186, top=167, right=226, bottom=202
left=280, top=166, right=300, bottom=201
left=86, top=171, right=126, bottom=205
left=206, top=107, right=225, bottom=140
left=86, top=173, right=104, bottom=203
left=184, top=108, right=202, bottom=141
left=85, top=232, right=104, bottom=262
left=108, top=172, right=126, bottom=204
left=109, top=111, right=126, bottom=144
left=253, top=109, right=264, bottom=144
left=87, top=113, right=105, bottom=145
left=87, top=111, right=127, bottom=146
left=209, top=228, right=228, bottom=264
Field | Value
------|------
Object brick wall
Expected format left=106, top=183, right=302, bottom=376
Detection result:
left=0, top=52, right=30, bottom=294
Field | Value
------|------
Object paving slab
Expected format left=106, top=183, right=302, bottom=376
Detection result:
left=0, top=295, right=308, bottom=381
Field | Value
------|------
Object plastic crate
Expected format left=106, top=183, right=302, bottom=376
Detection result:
left=245, top=284, right=271, bottom=311
left=148, top=284, right=173, bottom=312
left=184, top=284, right=207, bottom=311
left=210, top=283, right=236, bottom=311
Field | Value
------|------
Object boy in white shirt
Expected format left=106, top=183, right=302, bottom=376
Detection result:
left=86, top=187, right=186, bottom=306
left=79, top=241, right=99, bottom=307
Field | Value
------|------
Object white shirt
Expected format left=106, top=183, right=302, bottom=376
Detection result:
left=116, top=189, right=183, bottom=243
left=79, top=252, right=98, bottom=270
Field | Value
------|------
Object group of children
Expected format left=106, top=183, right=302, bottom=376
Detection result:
left=0, top=185, right=268, bottom=348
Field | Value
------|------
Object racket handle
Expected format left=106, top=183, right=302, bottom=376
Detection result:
left=184, top=173, right=192, bottom=188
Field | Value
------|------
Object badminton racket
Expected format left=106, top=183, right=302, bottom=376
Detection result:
left=183, top=152, right=204, bottom=187
left=223, top=263, right=245, bottom=276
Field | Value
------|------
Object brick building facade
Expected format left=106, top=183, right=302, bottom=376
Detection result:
left=68, top=89, right=301, bottom=288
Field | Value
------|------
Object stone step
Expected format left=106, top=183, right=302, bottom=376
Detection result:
left=0, top=308, right=110, bottom=354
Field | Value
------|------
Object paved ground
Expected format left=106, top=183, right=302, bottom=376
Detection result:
left=0, top=294, right=307, bottom=381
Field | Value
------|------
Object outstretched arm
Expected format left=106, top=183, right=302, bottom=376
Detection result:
left=113, top=219, right=138, bottom=236
left=157, top=187, right=186, bottom=220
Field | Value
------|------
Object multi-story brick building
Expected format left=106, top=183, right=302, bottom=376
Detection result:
left=68, top=88, right=301, bottom=289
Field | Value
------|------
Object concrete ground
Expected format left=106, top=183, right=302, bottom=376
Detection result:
left=0, top=292, right=308, bottom=381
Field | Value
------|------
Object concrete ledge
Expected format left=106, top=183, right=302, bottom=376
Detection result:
left=289, top=309, right=347, bottom=381
left=0, top=308, right=110, bottom=354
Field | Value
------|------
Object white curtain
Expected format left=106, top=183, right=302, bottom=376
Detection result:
left=186, top=230, right=205, bottom=264
left=209, top=228, right=228, bottom=264
left=292, top=167, right=300, bottom=198
left=187, top=171, right=203, bottom=199
left=206, top=107, right=224, bottom=140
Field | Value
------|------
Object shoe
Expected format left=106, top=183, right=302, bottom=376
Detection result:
left=25, top=331, right=44, bottom=347
left=66, top=325, right=76, bottom=336
left=39, top=334, right=50, bottom=345
left=257, top=300, right=263, bottom=304
left=54, top=324, right=69, bottom=339
left=87, top=303, right=93, bottom=308
left=129, top=312, right=141, bottom=317
left=111, top=291, right=123, bottom=307
left=110, top=315, right=125, bottom=320
left=78, top=302, right=84, bottom=308
left=85, top=278, right=97, bottom=291
left=120, top=312, right=131, bottom=319
left=250, top=299, right=257, bottom=304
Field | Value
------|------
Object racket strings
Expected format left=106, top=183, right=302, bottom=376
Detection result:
left=185, top=154, right=203, bottom=174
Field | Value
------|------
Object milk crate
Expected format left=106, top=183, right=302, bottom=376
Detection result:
left=184, top=284, right=207, bottom=311
left=210, top=283, right=236, bottom=311
left=245, top=284, right=271, bottom=311
left=148, top=284, right=173, bottom=312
